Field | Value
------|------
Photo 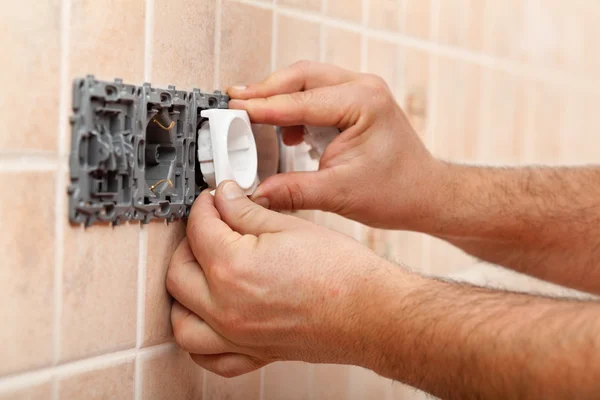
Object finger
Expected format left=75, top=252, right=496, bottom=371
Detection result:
left=166, top=240, right=213, bottom=322
left=280, top=126, right=305, bottom=146
left=171, top=301, right=238, bottom=355
left=250, top=170, right=339, bottom=212
left=214, top=181, right=305, bottom=235
left=227, top=61, right=358, bottom=100
left=186, top=190, right=241, bottom=265
left=228, top=85, right=358, bottom=129
left=190, top=353, right=264, bottom=378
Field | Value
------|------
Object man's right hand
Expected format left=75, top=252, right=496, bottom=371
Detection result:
left=227, top=61, right=445, bottom=230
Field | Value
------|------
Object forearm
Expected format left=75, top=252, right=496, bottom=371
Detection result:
left=359, top=266, right=600, bottom=399
left=416, top=164, right=600, bottom=293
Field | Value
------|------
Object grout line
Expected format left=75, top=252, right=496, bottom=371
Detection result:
left=522, top=82, right=536, bottom=162
left=214, top=0, right=222, bottom=90
left=143, top=0, right=154, bottom=82
left=359, top=0, right=369, bottom=72
left=307, top=364, right=315, bottom=400
left=134, top=226, right=148, bottom=400
left=319, top=0, right=326, bottom=63
left=52, top=5, right=72, bottom=400
left=202, top=370, right=209, bottom=399
left=319, top=22, right=326, bottom=63
left=259, top=367, right=265, bottom=400
left=0, top=343, right=175, bottom=393
left=135, top=2, right=155, bottom=399
left=135, top=226, right=149, bottom=350
left=271, top=8, right=278, bottom=72
left=0, top=153, right=59, bottom=172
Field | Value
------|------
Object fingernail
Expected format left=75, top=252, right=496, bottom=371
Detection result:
left=254, top=197, right=270, bottom=209
left=222, top=181, right=245, bottom=200
left=231, top=85, right=247, bottom=91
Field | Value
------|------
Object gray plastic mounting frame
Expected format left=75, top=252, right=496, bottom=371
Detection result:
left=68, top=76, right=229, bottom=226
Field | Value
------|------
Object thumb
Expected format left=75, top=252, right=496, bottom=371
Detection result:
left=214, top=181, right=304, bottom=236
left=250, top=170, right=338, bottom=212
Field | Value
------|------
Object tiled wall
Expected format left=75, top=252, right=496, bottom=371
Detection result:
left=1, top=0, right=598, bottom=399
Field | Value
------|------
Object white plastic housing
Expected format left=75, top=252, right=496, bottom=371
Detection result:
left=198, top=109, right=259, bottom=194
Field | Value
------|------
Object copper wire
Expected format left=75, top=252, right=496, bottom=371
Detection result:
left=152, top=119, right=175, bottom=130
left=149, top=179, right=174, bottom=191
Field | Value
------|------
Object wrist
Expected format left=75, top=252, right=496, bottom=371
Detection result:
left=398, top=159, right=459, bottom=233
left=344, top=260, right=430, bottom=372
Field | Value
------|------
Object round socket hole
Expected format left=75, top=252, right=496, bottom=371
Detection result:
left=208, top=97, right=217, bottom=107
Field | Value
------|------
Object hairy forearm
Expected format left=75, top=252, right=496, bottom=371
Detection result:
left=360, top=267, right=600, bottom=399
left=419, top=164, right=600, bottom=293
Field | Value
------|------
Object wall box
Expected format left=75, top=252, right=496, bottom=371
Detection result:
left=68, top=76, right=229, bottom=227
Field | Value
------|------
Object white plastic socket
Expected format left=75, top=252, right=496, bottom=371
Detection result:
left=198, top=109, right=259, bottom=195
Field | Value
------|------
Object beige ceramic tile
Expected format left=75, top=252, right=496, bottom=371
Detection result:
left=569, top=0, right=600, bottom=80
left=276, top=15, right=321, bottom=68
left=369, top=0, right=431, bottom=39
left=312, top=364, right=349, bottom=399
left=393, top=383, right=428, bottom=399
left=60, top=223, right=139, bottom=362
left=152, top=0, right=215, bottom=91
left=0, top=380, right=52, bottom=400
left=482, top=0, right=526, bottom=61
left=205, top=370, right=261, bottom=400
left=367, top=41, right=430, bottom=139
left=561, top=91, right=600, bottom=165
left=433, top=56, right=482, bottom=162
left=478, top=68, right=526, bottom=165
left=58, top=360, right=134, bottom=400
left=0, top=1, right=60, bottom=152
left=327, top=0, right=362, bottom=23
left=324, top=26, right=362, bottom=71
left=220, top=2, right=273, bottom=88
left=519, top=0, right=570, bottom=71
left=143, top=221, right=186, bottom=347
left=263, top=362, right=311, bottom=400
left=366, top=38, right=402, bottom=103
left=70, top=0, right=145, bottom=83
left=140, top=346, right=204, bottom=400
left=428, top=237, right=476, bottom=276
left=277, top=0, right=321, bottom=12
left=368, top=0, right=401, bottom=32
left=437, top=0, right=484, bottom=52
left=404, top=0, right=432, bottom=40
left=522, top=81, right=565, bottom=164
left=347, top=366, right=392, bottom=400
left=0, top=172, right=55, bottom=376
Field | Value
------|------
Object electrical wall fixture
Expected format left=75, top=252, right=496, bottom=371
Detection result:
left=68, top=76, right=230, bottom=227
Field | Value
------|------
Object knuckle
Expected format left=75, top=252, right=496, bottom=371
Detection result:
left=236, top=203, right=263, bottom=225
left=219, top=308, right=245, bottom=336
left=284, top=181, right=306, bottom=210
left=358, top=74, right=395, bottom=111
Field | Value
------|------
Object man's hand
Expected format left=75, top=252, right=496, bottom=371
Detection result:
left=227, top=61, right=443, bottom=230
left=166, top=184, right=600, bottom=400
left=166, top=181, right=402, bottom=377
left=229, top=61, right=600, bottom=294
